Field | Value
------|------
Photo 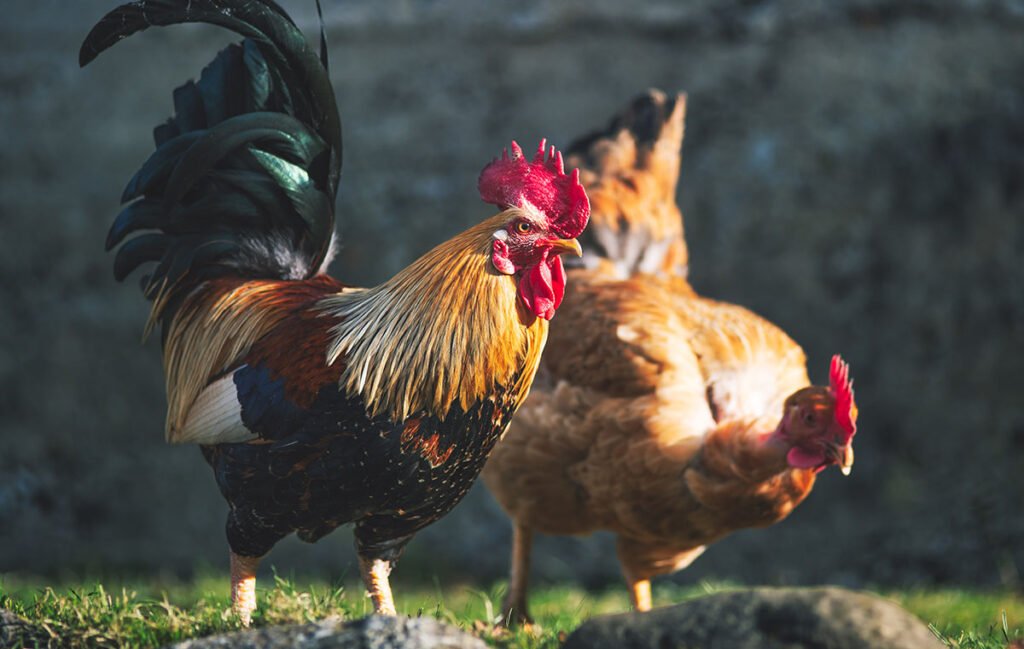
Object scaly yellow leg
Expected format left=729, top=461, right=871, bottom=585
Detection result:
left=230, top=552, right=262, bottom=626
left=359, top=556, right=397, bottom=615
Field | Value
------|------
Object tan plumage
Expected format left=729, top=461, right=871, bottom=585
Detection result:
left=484, top=275, right=814, bottom=569
left=483, top=91, right=854, bottom=622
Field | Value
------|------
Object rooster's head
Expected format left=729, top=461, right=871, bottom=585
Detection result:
left=777, top=355, right=858, bottom=475
left=479, top=140, right=590, bottom=320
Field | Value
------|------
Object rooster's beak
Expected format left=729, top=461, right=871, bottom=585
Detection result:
left=826, top=442, right=855, bottom=476
left=548, top=238, right=583, bottom=257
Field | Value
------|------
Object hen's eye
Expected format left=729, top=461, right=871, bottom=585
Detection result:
left=516, top=221, right=533, bottom=234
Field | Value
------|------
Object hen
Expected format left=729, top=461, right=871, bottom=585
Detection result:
left=81, top=0, right=589, bottom=623
left=482, top=90, right=857, bottom=621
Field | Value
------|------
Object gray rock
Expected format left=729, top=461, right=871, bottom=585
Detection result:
left=166, top=615, right=486, bottom=649
left=0, top=609, right=50, bottom=649
left=562, top=587, right=945, bottom=649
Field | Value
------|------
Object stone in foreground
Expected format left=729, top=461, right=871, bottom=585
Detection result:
left=1, top=609, right=50, bottom=649
left=562, top=586, right=944, bottom=649
left=167, top=615, right=485, bottom=649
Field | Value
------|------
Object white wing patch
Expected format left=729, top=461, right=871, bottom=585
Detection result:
left=706, top=350, right=808, bottom=423
left=173, top=372, right=258, bottom=445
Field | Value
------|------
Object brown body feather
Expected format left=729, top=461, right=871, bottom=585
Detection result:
left=483, top=273, right=816, bottom=586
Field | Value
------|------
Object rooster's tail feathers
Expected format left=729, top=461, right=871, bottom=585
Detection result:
left=81, top=0, right=342, bottom=331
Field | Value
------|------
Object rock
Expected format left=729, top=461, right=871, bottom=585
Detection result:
left=562, top=587, right=944, bottom=649
left=166, top=615, right=486, bottom=649
left=0, top=609, right=50, bottom=649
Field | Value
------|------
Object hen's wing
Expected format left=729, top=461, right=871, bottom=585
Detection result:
left=484, top=272, right=813, bottom=538
left=671, top=294, right=810, bottom=424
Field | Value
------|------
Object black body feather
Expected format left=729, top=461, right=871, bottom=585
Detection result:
left=206, top=362, right=524, bottom=560
left=81, top=0, right=342, bottom=326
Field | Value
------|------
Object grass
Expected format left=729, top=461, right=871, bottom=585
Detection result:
left=1, top=574, right=1022, bottom=648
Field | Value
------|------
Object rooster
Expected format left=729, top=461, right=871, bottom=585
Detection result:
left=482, top=90, right=857, bottom=622
left=80, top=0, right=589, bottom=624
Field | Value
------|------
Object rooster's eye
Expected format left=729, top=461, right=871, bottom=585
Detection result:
left=515, top=221, right=533, bottom=234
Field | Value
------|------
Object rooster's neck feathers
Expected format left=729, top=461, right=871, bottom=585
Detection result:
left=320, top=211, right=548, bottom=422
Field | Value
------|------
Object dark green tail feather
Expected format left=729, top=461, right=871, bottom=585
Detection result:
left=81, top=0, right=342, bottom=329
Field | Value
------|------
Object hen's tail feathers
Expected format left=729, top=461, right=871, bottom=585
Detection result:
left=565, top=89, right=689, bottom=279
left=81, top=0, right=342, bottom=335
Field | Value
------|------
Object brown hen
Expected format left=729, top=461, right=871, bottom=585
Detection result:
left=482, top=90, right=857, bottom=622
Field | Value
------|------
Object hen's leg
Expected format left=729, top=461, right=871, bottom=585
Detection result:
left=618, top=538, right=707, bottom=613
left=229, top=552, right=262, bottom=626
left=622, top=567, right=653, bottom=612
left=500, top=523, right=535, bottom=626
left=616, top=537, right=654, bottom=612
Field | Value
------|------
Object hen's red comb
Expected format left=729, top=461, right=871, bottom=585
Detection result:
left=829, top=354, right=857, bottom=442
left=478, top=139, right=590, bottom=239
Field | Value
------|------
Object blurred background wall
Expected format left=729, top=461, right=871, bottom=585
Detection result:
left=1, top=0, right=1022, bottom=590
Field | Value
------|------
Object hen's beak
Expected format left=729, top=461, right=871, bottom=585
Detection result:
left=548, top=238, right=583, bottom=257
left=825, top=442, right=855, bottom=476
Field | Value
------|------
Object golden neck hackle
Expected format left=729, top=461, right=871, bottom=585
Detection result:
left=321, top=210, right=549, bottom=421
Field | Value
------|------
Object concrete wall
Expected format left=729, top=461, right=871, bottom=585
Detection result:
left=2, top=0, right=1023, bottom=589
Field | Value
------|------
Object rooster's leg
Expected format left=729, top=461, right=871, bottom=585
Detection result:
left=230, top=552, right=262, bottom=626
left=500, top=523, right=534, bottom=626
left=358, top=556, right=397, bottom=615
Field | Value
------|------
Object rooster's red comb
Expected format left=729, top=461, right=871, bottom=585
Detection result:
left=478, top=139, right=590, bottom=239
left=829, top=354, right=857, bottom=442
